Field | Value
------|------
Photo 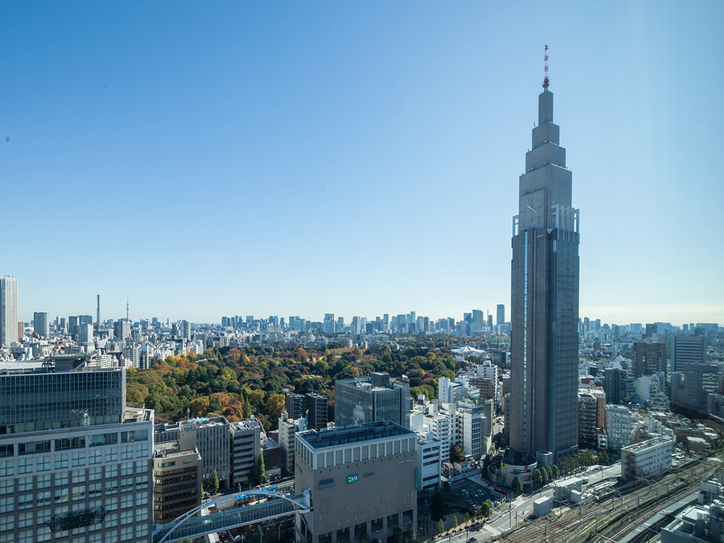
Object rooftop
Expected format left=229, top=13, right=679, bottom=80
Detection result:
left=622, top=435, right=673, bottom=453
left=297, top=420, right=414, bottom=450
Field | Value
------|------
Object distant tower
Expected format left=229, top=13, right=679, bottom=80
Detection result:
left=96, top=294, right=101, bottom=331
left=0, top=276, right=19, bottom=346
left=126, top=296, right=129, bottom=322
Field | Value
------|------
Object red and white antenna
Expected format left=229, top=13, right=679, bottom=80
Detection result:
left=543, top=44, right=550, bottom=89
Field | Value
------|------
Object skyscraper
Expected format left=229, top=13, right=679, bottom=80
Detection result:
left=509, top=81, right=580, bottom=463
left=0, top=276, right=18, bottom=347
left=496, top=304, right=505, bottom=326
left=34, top=311, right=50, bottom=338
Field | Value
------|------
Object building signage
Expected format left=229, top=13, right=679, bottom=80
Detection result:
left=347, top=474, right=358, bottom=484
left=318, top=479, right=334, bottom=489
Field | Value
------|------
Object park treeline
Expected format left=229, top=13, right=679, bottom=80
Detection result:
left=126, top=339, right=458, bottom=432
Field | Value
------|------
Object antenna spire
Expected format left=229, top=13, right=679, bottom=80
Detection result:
left=126, top=296, right=129, bottom=322
left=543, top=44, right=550, bottom=89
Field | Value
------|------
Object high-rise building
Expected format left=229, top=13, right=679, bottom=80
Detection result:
left=509, top=82, right=580, bottom=463
left=496, top=304, right=505, bottom=326
left=34, top=311, right=50, bottom=339
left=305, top=393, right=328, bottom=431
left=671, top=334, right=707, bottom=373
left=285, top=394, right=305, bottom=420
left=0, top=358, right=154, bottom=543
left=633, top=341, right=668, bottom=378
left=335, top=373, right=411, bottom=428
left=0, top=276, right=18, bottom=347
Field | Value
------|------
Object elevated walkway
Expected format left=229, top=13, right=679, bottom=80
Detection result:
left=153, top=489, right=312, bottom=543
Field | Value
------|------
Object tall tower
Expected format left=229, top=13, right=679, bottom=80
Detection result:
left=509, top=69, right=580, bottom=463
left=0, top=276, right=18, bottom=347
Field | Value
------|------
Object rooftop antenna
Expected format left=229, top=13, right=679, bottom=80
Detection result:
left=126, top=296, right=129, bottom=322
left=543, top=44, right=550, bottom=89
left=96, top=295, right=100, bottom=331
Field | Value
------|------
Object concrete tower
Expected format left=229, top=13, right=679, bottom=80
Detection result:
left=0, top=276, right=18, bottom=347
left=509, top=84, right=580, bottom=463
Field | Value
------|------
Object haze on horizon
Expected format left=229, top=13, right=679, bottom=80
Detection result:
left=1, top=2, right=722, bottom=327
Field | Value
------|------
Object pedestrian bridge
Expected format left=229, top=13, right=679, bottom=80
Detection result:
left=152, top=489, right=312, bottom=543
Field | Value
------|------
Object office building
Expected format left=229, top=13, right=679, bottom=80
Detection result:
left=416, top=433, right=442, bottom=491
left=285, top=394, right=305, bottom=420
left=305, top=393, right=328, bottom=431
left=0, top=276, right=18, bottom=347
left=671, top=335, right=707, bottom=373
left=605, top=404, right=633, bottom=451
left=620, top=436, right=674, bottom=481
left=509, top=82, right=580, bottom=462
left=180, top=320, right=191, bottom=341
left=335, top=373, right=411, bottom=428
left=294, top=421, right=417, bottom=543
left=278, top=412, right=306, bottom=476
left=152, top=441, right=202, bottom=524
left=671, top=364, right=724, bottom=413
left=578, top=391, right=605, bottom=450
left=496, top=304, right=505, bottom=326
left=229, top=419, right=262, bottom=489
left=33, top=311, right=50, bottom=339
left=154, top=417, right=231, bottom=490
left=114, top=320, right=131, bottom=342
left=633, top=341, right=667, bottom=378
left=604, top=367, right=627, bottom=405
left=78, top=323, right=94, bottom=351
left=0, top=358, right=154, bottom=543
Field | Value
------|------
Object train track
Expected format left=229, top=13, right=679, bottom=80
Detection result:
left=501, top=457, right=719, bottom=543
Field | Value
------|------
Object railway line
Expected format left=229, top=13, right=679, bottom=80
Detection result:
left=500, top=457, right=720, bottom=543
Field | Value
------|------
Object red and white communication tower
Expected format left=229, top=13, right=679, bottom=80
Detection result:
left=543, top=44, right=550, bottom=89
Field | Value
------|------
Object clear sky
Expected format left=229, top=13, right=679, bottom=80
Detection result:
left=1, top=1, right=723, bottom=326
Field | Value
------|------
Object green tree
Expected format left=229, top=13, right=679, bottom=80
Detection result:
left=450, top=443, right=464, bottom=464
left=480, top=500, right=492, bottom=519
left=209, top=469, right=219, bottom=495
left=256, top=453, right=265, bottom=484
left=545, top=465, right=553, bottom=481
left=511, top=476, right=523, bottom=494
left=551, top=464, right=559, bottom=479
left=437, top=519, right=445, bottom=535
left=475, top=505, right=485, bottom=521
left=598, top=450, right=609, bottom=464
left=452, top=516, right=458, bottom=530
left=464, top=512, right=470, bottom=525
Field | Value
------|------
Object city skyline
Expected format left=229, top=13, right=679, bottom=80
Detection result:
left=1, top=2, right=723, bottom=325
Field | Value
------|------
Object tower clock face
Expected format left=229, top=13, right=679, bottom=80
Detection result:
left=521, top=190, right=545, bottom=222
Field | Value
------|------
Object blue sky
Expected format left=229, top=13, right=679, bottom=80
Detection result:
left=1, top=1, right=722, bottom=326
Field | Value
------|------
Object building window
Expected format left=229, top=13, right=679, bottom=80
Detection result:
left=0, top=515, right=13, bottom=532
left=71, top=452, right=86, bottom=467
left=18, top=495, right=33, bottom=510
left=120, top=526, right=133, bottom=541
left=54, top=488, right=69, bottom=504
left=18, top=512, right=33, bottom=528
left=135, top=492, right=148, bottom=506
left=0, top=498, right=12, bottom=514
left=135, top=460, right=147, bottom=473
left=106, top=447, right=119, bottom=463
left=18, top=476, right=32, bottom=492
left=120, top=494, right=133, bottom=509
left=105, top=481, right=118, bottom=495
left=121, top=446, right=133, bottom=460
left=71, top=486, right=85, bottom=501
left=135, top=523, right=148, bottom=538
left=136, top=508, right=148, bottom=522
left=55, top=471, right=69, bottom=486
left=88, top=450, right=102, bottom=465
left=37, top=456, right=51, bottom=472
left=105, top=464, right=118, bottom=478
left=135, top=444, right=149, bottom=458
left=121, top=462, right=133, bottom=476
left=0, top=481, right=11, bottom=496
left=72, top=469, right=86, bottom=484
left=105, top=513, right=118, bottom=527
left=18, top=458, right=33, bottom=474
left=36, top=491, right=51, bottom=507
left=36, top=527, right=52, bottom=543
left=54, top=453, right=69, bottom=469
left=89, top=467, right=102, bottom=481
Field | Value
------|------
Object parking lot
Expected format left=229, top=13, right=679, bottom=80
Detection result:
left=449, top=478, right=503, bottom=510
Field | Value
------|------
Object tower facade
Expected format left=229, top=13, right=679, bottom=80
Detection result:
left=0, top=276, right=18, bottom=347
left=510, top=87, right=580, bottom=463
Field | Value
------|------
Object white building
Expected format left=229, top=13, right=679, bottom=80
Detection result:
left=606, top=404, right=633, bottom=451
left=416, top=433, right=441, bottom=490
left=423, top=410, right=452, bottom=463
left=278, top=411, right=306, bottom=475
left=621, top=436, right=674, bottom=481
left=0, top=277, right=18, bottom=347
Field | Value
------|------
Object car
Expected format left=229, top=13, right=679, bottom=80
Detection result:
left=468, top=538, right=477, bottom=542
